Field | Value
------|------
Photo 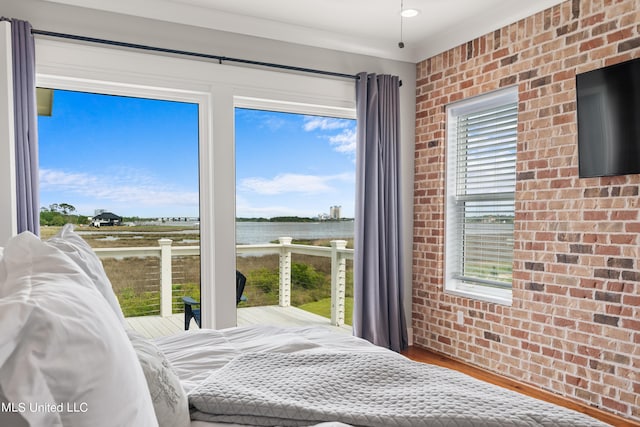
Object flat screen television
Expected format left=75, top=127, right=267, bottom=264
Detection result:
left=576, top=57, right=640, bottom=178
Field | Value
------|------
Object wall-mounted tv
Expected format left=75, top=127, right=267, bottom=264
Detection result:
left=576, top=57, right=640, bottom=178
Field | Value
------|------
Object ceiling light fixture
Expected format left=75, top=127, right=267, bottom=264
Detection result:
left=398, top=0, right=405, bottom=48
left=398, top=1, right=419, bottom=48
left=400, top=8, right=420, bottom=18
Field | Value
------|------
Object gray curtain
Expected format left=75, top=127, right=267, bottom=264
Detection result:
left=353, top=72, right=408, bottom=352
left=11, top=19, right=39, bottom=235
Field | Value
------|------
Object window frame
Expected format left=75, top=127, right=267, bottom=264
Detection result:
left=444, top=87, right=518, bottom=306
left=33, top=37, right=357, bottom=328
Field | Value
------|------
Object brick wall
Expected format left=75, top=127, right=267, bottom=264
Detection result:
left=413, top=0, right=639, bottom=420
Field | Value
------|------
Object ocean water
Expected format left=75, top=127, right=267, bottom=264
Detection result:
left=236, top=221, right=354, bottom=245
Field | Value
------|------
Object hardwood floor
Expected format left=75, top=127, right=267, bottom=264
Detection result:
left=402, top=346, right=639, bottom=427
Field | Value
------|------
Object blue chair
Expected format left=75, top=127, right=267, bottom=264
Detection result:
left=182, top=270, right=247, bottom=330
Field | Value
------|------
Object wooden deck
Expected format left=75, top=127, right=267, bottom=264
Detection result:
left=125, top=305, right=353, bottom=338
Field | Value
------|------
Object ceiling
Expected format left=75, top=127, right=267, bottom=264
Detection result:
left=43, top=0, right=565, bottom=62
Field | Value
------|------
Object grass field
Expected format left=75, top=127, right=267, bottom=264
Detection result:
left=299, top=297, right=353, bottom=326
left=42, top=225, right=353, bottom=320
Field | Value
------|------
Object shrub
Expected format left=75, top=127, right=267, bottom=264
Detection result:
left=291, top=263, right=327, bottom=290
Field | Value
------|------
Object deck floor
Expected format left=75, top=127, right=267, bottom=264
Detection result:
left=125, top=305, right=352, bottom=338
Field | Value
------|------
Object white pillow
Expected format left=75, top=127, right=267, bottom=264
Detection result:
left=0, top=232, right=158, bottom=427
left=127, top=330, right=191, bottom=427
left=47, top=224, right=126, bottom=326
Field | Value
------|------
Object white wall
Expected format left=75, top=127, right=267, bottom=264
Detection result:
left=1, top=0, right=416, bottom=332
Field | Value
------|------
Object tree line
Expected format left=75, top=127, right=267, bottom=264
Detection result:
left=236, top=216, right=317, bottom=223
left=236, top=216, right=352, bottom=222
left=40, top=203, right=88, bottom=226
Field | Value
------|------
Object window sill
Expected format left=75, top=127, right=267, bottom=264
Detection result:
left=445, top=281, right=512, bottom=306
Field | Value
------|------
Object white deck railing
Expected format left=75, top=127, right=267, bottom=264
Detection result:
left=94, top=237, right=353, bottom=326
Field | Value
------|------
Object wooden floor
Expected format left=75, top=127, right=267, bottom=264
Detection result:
left=403, top=346, right=640, bottom=427
left=125, top=305, right=352, bottom=339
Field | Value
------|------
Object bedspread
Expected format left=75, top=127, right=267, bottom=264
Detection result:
left=188, top=351, right=608, bottom=427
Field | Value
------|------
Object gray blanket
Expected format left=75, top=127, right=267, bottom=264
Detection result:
left=188, top=352, right=609, bottom=427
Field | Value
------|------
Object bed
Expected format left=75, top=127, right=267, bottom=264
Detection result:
left=0, top=226, right=611, bottom=427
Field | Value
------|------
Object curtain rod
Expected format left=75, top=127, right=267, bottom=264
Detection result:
left=31, top=29, right=360, bottom=81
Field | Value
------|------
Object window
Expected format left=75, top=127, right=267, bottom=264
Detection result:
left=233, top=105, right=356, bottom=327
left=445, top=87, right=517, bottom=305
left=34, top=39, right=357, bottom=329
left=37, top=88, right=201, bottom=319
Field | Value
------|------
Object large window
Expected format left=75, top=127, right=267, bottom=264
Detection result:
left=445, top=87, right=517, bottom=305
left=37, top=88, right=201, bottom=319
left=33, top=38, right=357, bottom=329
left=234, top=107, right=356, bottom=325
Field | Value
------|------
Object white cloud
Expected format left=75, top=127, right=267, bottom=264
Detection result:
left=303, top=116, right=351, bottom=132
left=329, top=128, right=356, bottom=155
left=262, top=116, right=287, bottom=131
left=303, top=116, right=356, bottom=157
left=239, top=173, right=353, bottom=195
left=39, top=168, right=198, bottom=210
left=40, top=169, right=100, bottom=190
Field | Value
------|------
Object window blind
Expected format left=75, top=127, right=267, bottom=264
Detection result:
left=453, top=102, right=517, bottom=288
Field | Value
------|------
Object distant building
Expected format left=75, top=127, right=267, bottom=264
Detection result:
left=330, top=205, right=341, bottom=220
left=90, top=211, right=122, bottom=227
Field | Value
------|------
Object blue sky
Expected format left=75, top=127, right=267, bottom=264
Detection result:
left=38, top=90, right=356, bottom=219
left=235, top=108, right=356, bottom=219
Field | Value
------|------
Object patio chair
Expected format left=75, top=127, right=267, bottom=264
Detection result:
left=182, top=270, right=247, bottom=330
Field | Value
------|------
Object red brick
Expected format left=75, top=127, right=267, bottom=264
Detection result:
left=626, top=222, right=640, bottom=233
left=584, top=211, right=608, bottom=220
left=580, top=37, right=605, bottom=52
left=607, top=28, right=633, bottom=44
left=611, top=210, right=639, bottom=221
left=622, top=319, right=640, bottom=331
left=581, top=12, right=606, bottom=27
left=602, top=397, right=628, bottom=413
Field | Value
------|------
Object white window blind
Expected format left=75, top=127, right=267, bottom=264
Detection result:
left=448, top=93, right=517, bottom=291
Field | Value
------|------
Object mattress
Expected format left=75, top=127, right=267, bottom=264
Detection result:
left=155, top=324, right=382, bottom=427
left=154, top=324, right=385, bottom=395
left=154, top=324, right=609, bottom=427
